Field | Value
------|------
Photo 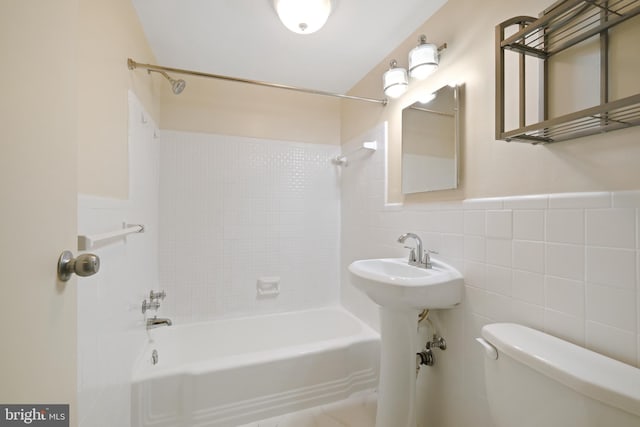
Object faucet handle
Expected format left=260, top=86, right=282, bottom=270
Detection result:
left=142, top=299, right=160, bottom=314
left=403, top=246, right=417, bottom=262
left=150, top=290, right=166, bottom=301
left=423, top=249, right=438, bottom=258
left=422, top=249, right=438, bottom=268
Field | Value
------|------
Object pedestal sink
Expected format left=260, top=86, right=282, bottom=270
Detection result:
left=348, top=257, right=464, bottom=427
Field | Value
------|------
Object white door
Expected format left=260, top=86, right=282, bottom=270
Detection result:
left=0, top=1, right=78, bottom=424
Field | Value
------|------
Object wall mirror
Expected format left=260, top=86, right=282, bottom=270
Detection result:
left=401, top=85, right=460, bottom=194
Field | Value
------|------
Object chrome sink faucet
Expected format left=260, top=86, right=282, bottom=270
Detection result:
left=146, top=316, right=172, bottom=330
left=397, top=232, right=432, bottom=268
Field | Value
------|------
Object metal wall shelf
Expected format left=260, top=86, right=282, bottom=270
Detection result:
left=496, top=0, right=640, bottom=144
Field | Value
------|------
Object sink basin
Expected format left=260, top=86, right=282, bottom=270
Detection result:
left=348, top=257, right=464, bottom=310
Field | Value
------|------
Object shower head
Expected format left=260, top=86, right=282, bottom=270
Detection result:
left=169, top=77, right=186, bottom=95
left=152, top=70, right=186, bottom=95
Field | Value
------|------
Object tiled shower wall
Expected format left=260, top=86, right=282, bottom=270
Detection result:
left=159, top=131, right=341, bottom=322
left=77, top=92, right=160, bottom=427
left=341, top=123, right=640, bottom=427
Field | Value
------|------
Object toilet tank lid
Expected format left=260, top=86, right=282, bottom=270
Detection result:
left=481, top=323, right=640, bottom=418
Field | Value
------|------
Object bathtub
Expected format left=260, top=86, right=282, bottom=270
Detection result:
left=131, top=306, right=380, bottom=427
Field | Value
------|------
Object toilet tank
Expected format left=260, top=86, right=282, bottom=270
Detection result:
left=478, top=323, right=640, bottom=427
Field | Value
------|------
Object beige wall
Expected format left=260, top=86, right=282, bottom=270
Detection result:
left=160, top=73, right=341, bottom=145
left=77, top=0, right=161, bottom=199
left=342, top=0, right=640, bottom=203
left=0, top=1, right=79, bottom=423
left=1, top=0, right=160, bottom=422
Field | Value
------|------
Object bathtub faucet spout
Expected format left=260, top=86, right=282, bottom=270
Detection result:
left=146, top=316, right=172, bottom=330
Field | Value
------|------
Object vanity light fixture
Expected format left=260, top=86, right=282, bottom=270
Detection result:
left=409, top=35, right=439, bottom=80
left=274, top=0, right=333, bottom=34
left=382, top=36, right=447, bottom=100
left=383, top=60, right=409, bottom=99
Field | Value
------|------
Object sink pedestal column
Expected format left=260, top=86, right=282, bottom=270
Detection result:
left=375, top=307, right=420, bottom=427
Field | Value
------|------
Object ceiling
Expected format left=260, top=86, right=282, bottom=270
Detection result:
left=130, top=0, right=448, bottom=94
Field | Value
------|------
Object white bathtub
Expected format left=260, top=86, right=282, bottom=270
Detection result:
left=131, top=307, right=380, bottom=427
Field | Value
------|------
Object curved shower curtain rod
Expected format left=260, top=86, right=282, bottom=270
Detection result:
left=127, top=58, right=387, bottom=105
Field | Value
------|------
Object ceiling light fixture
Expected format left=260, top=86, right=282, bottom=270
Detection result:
left=382, top=60, right=409, bottom=99
left=409, top=35, right=439, bottom=80
left=274, top=0, right=333, bottom=35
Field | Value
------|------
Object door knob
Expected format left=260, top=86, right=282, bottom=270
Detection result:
left=57, top=250, right=100, bottom=282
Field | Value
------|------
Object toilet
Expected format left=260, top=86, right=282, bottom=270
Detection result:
left=477, top=323, right=640, bottom=427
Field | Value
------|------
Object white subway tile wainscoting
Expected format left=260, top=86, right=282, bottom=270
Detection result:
left=341, top=123, right=640, bottom=426
left=344, top=186, right=640, bottom=368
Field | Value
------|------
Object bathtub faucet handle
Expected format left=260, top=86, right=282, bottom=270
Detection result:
left=150, top=290, right=166, bottom=301
left=142, top=299, right=161, bottom=314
